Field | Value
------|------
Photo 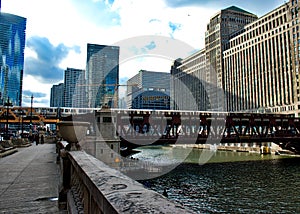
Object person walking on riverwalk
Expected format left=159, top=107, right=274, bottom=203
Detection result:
left=163, top=189, right=168, bottom=197
left=41, top=135, right=44, bottom=144
left=35, top=133, right=39, bottom=145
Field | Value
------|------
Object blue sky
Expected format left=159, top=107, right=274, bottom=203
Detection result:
left=2, top=0, right=284, bottom=107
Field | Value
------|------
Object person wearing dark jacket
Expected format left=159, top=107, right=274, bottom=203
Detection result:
left=41, top=135, right=44, bottom=144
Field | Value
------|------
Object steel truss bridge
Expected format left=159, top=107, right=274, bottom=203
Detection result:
left=114, top=109, right=300, bottom=150
left=1, top=106, right=300, bottom=151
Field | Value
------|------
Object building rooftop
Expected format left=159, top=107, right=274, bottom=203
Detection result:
left=224, top=6, right=256, bottom=16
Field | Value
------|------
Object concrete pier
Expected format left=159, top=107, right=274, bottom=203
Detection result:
left=0, top=143, right=63, bottom=213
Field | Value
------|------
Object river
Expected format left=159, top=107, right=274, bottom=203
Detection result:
left=131, top=145, right=300, bottom=213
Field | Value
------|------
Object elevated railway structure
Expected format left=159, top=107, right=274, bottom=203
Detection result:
left=0, top=106, right=97, bottom=125
left=1, top=106, right=299, bottom=152
left=114, top=109, right=300, bottom=152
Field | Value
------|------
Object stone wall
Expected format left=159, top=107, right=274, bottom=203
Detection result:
left=60, top=149, right=193, bottom=213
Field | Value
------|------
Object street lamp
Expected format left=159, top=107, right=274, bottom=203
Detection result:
left=30, top=94, right=34, bottom=131
left=18, top=108, right=25, bottom=136
left=4, top=97, right=13, bottom=140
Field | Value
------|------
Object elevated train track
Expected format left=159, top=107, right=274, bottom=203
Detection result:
left=1, top=106, right=300, bottom=152
left=0, top=106, right=97, bottom=124
left=114, top=109, right=300, bottom=151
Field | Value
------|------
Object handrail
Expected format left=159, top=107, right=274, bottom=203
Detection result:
left=58, top=148, right=192, bottom=213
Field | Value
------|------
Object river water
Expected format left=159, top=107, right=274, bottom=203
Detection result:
left=131, top=146, right=300, bottom=213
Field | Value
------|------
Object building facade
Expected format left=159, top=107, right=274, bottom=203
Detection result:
left=64, top=67, right=87, bottom=108
left=172, top=1, right=300, bottom=115
left=50, top=83, right=64, bottom=107
left=171, top=49, right=210, bottom=111
left=0, top=12, right=26, bottom=106
left=224, top=3, right=294, bottom=113
left=127, top=70, right=170, bottom=110
left=205, top=6, right=258, bottom=110
left=86, top=44, right=119, bottom=108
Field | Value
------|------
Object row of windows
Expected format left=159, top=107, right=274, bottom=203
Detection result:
left=222, top=16, right=253, bottom=24
left=142, top=96, right=169, bottom=101
left=229, top=19, right=288, bottom=48
left=224, top=44, right=293, bottom=111
left=244, top=5, right=287, bottom=32
left=225, top=30, right=290, bottom=57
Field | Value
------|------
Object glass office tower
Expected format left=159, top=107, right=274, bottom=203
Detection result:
left=86, top=44, right=119, bottom=108
left=50, top=83, right=64, bottom=107
left=64, top=67, right=87, bottom=108
left=126, top=70, right=171, bottom=110
left=0, top=12, right=26, bottom=106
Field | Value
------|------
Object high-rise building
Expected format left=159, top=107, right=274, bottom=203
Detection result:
left=86, top=44, right=119, bottom=108
left=224, top=3, right=293, bottom=113
left=0, top=11, right=26, bottom=106
left=50, top=83, right=64, bottom=107
left=171, top=1, right=300, bottom=115
left=205, top=6, right=258, bottom=110
left=126, top=70, right=170, bottom=110
left=64, top=67, right=86, bottom=108
left=171, top=50, right=210, bottom=111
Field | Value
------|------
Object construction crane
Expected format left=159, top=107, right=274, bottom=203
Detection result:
left=78, top=83, right=138, bottom=108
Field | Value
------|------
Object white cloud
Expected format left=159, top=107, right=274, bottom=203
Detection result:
left=22, top=75, right=54, bottom=107
left=59, top=49, right=86, bottom=71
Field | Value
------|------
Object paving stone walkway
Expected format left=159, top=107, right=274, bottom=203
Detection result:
left=0, top=143, right=64, bottom=213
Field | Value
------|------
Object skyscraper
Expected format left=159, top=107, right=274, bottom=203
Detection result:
left=50, top=83, right=64, bottom=107
left=171, top=1, right=300, bottom=115
left=223, top=3, right=292, bottom=112
left=205, top=6, right=257, bottom=110
left=0, top=10, right=26, bottom=106
left=171, top=50, right=210, bottom=111
left=64, top=67, right=86, bottom=108
left=86, top=44, right=119, bottom=108
left=126, top=70, right=170, bottom=110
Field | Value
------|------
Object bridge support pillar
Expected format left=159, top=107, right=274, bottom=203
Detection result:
left=80, top=107, right=121, bottom=166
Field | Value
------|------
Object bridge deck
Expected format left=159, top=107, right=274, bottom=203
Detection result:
left=0, top=143, right=65, bottom=213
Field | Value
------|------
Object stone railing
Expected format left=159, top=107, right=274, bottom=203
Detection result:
left=56, top=117, right=192, bottom=213
left=58, top=147, right=192, bottom=213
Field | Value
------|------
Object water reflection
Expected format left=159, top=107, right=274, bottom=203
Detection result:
left=83, top=141, right=300, bottom=213
left=83, top=138, right=296, bottom=181
left=133, top=146, right=300, bottom=213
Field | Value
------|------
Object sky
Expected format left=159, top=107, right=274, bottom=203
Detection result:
left=1, top=0, right=284, bottom=107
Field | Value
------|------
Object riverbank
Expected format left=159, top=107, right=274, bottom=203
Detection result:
left=129, top=144, right=299, bottom=169
left=170, top=142, right=296, bottom=155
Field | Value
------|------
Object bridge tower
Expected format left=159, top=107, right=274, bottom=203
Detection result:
left=81, top=106, right=121, bottom=167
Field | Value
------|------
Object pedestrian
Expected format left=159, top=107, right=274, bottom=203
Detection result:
left=36, top=134, right=39, bottom=145
left=29, top=131, right=33, bottom=143
left=163, top=189, right=168, bottom=198
left=41, top=135, right=44, bottom=144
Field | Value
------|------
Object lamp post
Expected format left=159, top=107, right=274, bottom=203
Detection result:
left=4, top=97, right=13, bottom=140
left=30, top=94, right=34, bottom=131
left=18, top=108, right=25, bottom=136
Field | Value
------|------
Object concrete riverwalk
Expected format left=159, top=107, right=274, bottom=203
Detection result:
left=0, top=143, right=64, bottom=213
